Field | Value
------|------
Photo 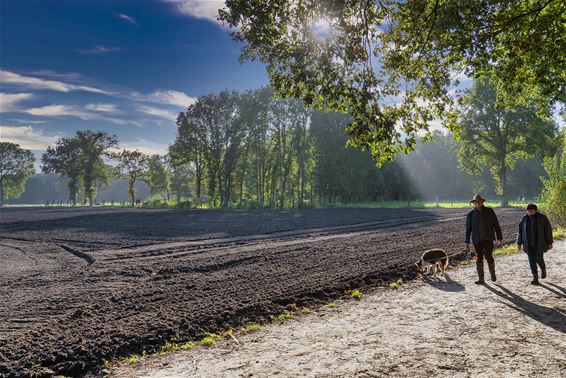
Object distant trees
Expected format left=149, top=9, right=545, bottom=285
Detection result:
left=146, top=154, right=170, bottom=199
left=111, top=149, right=149, bottom=206
left=75, top=131, right=119, bottom=206
left=0, top=142, right=35, bottom=206
left=42, top=137, right=83, bottom=205
left=41, top=130, right=118, bottom=205
left=458, top=78, right=558, bottom=204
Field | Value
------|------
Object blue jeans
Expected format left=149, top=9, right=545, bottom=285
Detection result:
left=526, top=246, right=545, bottom=278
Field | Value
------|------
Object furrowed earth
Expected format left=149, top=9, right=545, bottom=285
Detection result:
left=0, top=207, right=523, bottom=377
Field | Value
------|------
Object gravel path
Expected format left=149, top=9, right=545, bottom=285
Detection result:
left=114, top=240, right=566, bottom=378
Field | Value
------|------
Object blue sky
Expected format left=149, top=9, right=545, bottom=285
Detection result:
left=0, top=0, right=268, bottom=157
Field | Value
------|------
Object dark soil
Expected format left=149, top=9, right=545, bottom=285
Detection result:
left=0, top=207, right=523, bottom=377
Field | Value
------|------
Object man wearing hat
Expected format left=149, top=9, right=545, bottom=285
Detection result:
left=517, top=203, right=554, bottom=285
left=465, top=194, right=503, bottom=284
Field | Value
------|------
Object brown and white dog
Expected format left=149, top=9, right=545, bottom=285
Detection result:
left=415, top=249, right=449, bottom=276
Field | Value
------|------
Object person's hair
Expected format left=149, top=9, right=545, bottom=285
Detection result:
left=526, top=203, right=538, bottom=211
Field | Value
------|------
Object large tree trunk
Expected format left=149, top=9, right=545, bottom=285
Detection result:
left=68, top=177, right=78, bottom=205
left=128, top=178, right=136, bottom=207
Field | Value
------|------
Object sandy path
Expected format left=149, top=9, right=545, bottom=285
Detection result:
left=114, top=240, right=565, bottom=378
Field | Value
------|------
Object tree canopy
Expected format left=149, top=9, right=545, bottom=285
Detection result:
left=458, top=77, right=559, bottom=204
left=220, top=0, right=565, bottom=163
left=0, top=142, right=35, bottom=206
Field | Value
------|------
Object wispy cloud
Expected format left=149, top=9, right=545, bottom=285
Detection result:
left=114, top=137, right=170, bottom=155
left=25, top=104, right=94, bottom=119
left=23, top=104, right=142, bottom=127
left=0, top=92, right=34, bottom=112
left=115, top=13, right=139, bottom=27
left=0, top=70, right=110, bottom=94
left=141, top=89, right=196, bottom=107
left=138, top=105, right=179, bottom=122
left=164, top=0, right=225, bottom=25
left=0, top=125, right=63, bottom=150
left=85, top=103, right=121, bottom=113
left=4, top=118, right=46, bottom=124
left=77, top=45, right=125, bottom=55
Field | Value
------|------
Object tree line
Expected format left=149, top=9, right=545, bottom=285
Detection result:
left=0, top=80, right=563, bottom=212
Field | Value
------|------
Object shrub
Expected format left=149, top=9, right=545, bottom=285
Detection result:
left=539, top=135, right=566, bottom=226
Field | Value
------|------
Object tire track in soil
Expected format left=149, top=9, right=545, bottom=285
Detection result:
left=0, top=208, right=523, bottom=377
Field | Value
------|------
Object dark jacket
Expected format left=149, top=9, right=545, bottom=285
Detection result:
left=465, top=206, right=503, bottom=244
left=517, top=212, right=553, bottom=254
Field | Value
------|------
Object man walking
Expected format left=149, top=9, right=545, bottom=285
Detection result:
left=465, top=194, right=503, bottom=284
left=517, top=203, right=553, bottom=285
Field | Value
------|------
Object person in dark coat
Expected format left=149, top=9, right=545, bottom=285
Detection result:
left=517, top=203, right=554, bottom=285
left=465, top=194, right=503, bottom=284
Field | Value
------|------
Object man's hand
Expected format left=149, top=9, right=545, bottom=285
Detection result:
left=547, top=244, right=553, bottom=251
left=496, top=239, right=503, bottom=246
left=465, top=243, right=470, bottom=251
left=517, top=244, right=522, bottom=252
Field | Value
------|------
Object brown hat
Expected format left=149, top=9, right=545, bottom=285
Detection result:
left=470, top=194, right=486, bottom=203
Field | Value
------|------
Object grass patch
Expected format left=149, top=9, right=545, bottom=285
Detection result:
left=553, top=226, right=566, bottom=240
left=351, top=289, right=362, bottom=300
left=326, top=302, right=338, bottom=308
left=269, top=310, right=294, bottom=322
left=200, top=333, right=221, bottom=347
left=300, top=306, right=311, bottom=314
left=121, top=354, right=141, bottom=364
left=494, top=243, right=519, bottom=256
left=160, top=340, right=179, bottom=353
left=388, top=278, right=403, bottom=289
left=241, top=323, right=261, bottom=333
left=179, top=341, right=195, bottom=350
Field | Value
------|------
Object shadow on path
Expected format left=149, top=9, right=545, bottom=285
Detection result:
left=538, top=283, right=566, bottom=299
left=484, top=283, right=566, bottom=334
left=421, top=273, right=465, bottom=292
left=547, top=283, right=566, bottom=295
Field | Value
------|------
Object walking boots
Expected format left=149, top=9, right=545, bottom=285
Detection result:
left=488, top=262, right=497, bottom=282
left=475, top=263, right=485, bottom=285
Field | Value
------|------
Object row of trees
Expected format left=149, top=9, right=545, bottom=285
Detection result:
left=0, top=80, right=562, bottom=209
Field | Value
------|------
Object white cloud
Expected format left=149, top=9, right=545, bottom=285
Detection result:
left=114, top=137, right=170, bottom=155
left=0, top=92, right=34, bottom=112
left=0, top=70, right=110, bottom=94
left=164, top=0, right=224, bottom=24
left=77, top=45, right=125, bottom=55
left=85, top=103, right=120, bottom=113
left=0, top=125, right=62, bottom=150
left=144, top=90, right=196, bottom=107
left=4, top=118, right=46, bottom=124
left=138, top=105, right=179, bottom=122
left=25, top=104, right=94, bottom=119
left=115, top=13, right=139, bottom=27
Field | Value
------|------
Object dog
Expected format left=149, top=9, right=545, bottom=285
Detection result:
left=415, top=249, right=449, bottom=276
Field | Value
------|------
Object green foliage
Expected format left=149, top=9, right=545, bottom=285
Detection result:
left=326, top=302, right=337, bottom=309
left=220, top=0, right=564, bottom=164
left=458, top=78, right=558, bottom=204
left=146, top=154, right=170, bottom=199
left=200, top=333, right=221, bottom=347
left=539, top=135, right=566, bottom=225
left=110, top=149, right=150, bottom=206
left=141, top=196, right=194, bottom=209
left=240, top=323, right=261, bottom=333
left=389, top=278, right=404, bottom=289
left=351, top=289, right=361, bottom=299
left=269, top=310, right=294, bottom=321
left=0, top=142, right=35, bottom=206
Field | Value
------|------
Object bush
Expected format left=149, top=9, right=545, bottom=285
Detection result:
left=141, top=196, right=170, bottom=208
left=141, top=197, right=194, bottom=209
left=539, top=135, right=566, bottom=226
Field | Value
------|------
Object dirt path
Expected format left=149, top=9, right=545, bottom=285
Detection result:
left=114, top=240, right=566, bottom=378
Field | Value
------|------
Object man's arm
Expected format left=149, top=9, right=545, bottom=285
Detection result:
left=465, top=212, right=472, bottom=245
left=492, top=209, right=503, bottom=241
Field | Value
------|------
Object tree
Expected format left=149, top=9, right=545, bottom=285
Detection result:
left=458, top=78, right=558, bottom=204
left=220, top=0, right=564, bottom=163
left=111, top=149, right=149, bottom=206
left=76, top=131, right=119, bottom=206
left=171, top=112, right=207, bottom=202
left=41, top=137, right=83, bottom=205
left=0, top=142, right=35, bottom=206
left=539, top=132, right=566, bottom=225
left=147, top=154, right=170, bottom=199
